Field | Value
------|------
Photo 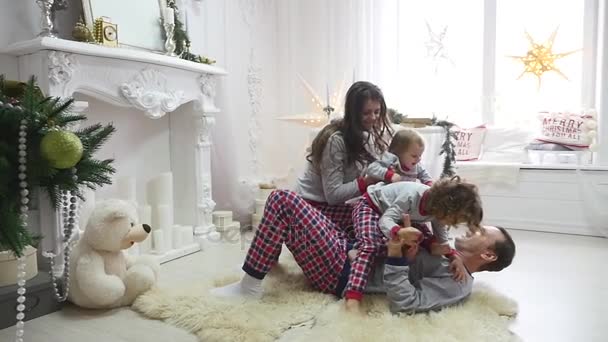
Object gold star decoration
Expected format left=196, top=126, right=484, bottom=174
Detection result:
left=509, top=27, right=580, bottom=88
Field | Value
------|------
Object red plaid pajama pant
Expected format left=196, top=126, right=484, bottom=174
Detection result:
left=345, top=197, right=386, bottom=299
left=346, top=197, right=434, bottom=299
left=306, top=200, right=355, bottom=239
left=242, top=190, right=349, bottom=293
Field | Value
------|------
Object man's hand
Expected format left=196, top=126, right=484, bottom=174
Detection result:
left=390, top=174, right=402, bottom=183
left=395, top=214, right=422, bottom=247
left=430, top=242, right=451, bottom=256
left=404, top=244, right=418, bottom=262
left=449, top=256, right=467, bottom=283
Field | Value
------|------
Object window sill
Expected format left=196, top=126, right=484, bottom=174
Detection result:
left=456, top=160, right=608, bottom=172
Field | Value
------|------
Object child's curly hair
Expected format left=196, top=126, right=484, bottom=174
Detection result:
left=425, top=176, right=483, bottom=228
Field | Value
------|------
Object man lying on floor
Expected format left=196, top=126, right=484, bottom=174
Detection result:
left=343, top=218, right=516, bottom=313
left=211, top=190, right=516, bottom=314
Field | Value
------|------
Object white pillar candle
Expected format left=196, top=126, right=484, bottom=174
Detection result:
left=139, top=233, right=152, bottom=254
left=155, top=204, right=173, bottom=250
left=181, top=225, right=194, bottom=245
left=138, top=204, right=152, bottom=226
left=152, top=230, right=165, bottom=253
left=116, top=176, right=136, bottom=203
left=79, top=187, right=96, bottom=229
left=172, top=224, right=183, bottom=249
left=146, top=172, right=173, bottom=206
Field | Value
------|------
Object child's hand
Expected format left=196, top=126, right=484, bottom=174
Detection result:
left=397, top=228, right=422, bottom=247
left=449, top=256, right=467, bottom=283
left=390, top=174, right=402, bottom=183
left=430, top=242, right=451, bottom=256
left=396, top=214, right=422, bottom=246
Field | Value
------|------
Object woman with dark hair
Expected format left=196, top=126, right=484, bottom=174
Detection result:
left=211, top=81, right=393, bottom=302
left=295, top=81, right=393, bottom=229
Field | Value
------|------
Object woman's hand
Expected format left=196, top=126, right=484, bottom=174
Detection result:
left=363, top=175, right=382, bottom=186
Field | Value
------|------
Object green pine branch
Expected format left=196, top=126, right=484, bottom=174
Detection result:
left=0, top=76, right=116, bottom=256
left=434, top=119, right=458, bottom=178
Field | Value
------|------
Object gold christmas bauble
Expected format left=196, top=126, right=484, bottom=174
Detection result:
left=40, top=130, right=83, bottom=169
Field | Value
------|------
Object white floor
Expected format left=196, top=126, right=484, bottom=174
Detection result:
left=1, top=229, right=607, bottom=342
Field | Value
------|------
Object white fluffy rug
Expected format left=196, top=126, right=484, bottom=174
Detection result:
left=133, top=252, right=518, bottom=342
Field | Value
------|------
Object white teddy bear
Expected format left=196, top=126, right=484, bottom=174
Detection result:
left=68, top=199, right=160, bottom=309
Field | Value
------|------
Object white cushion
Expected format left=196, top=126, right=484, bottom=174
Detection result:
left=479, top=125, right=535, bottom=163
left=536, top=111, right=597, bottom=148
left=453, top=125, right=487, bottom=161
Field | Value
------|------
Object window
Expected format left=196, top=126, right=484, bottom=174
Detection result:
left=376, top=0, right=598, bottom=128
left=494, top=0, right=586, bottom=126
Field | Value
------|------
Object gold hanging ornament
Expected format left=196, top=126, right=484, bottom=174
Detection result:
left=509, top=27, right=580, bottom=89
left=40, top=129, right=83, bottom=169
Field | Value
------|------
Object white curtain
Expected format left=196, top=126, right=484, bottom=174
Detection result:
left=340, top=0, right=484, bottom=127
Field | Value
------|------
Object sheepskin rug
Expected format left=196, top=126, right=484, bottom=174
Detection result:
left=133, top=249, right=518, bottom=342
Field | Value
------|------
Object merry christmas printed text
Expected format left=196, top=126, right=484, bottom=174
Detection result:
left=541, top=117, right=584, bottom=141
left=455, top=131, right=474, bottom=155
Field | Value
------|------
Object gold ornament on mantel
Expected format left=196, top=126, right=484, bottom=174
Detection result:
left=93, top=17, right=118, bottom=47
left=72, top=17, right=96, bottom=43
left=509, top=27, right=580, bottom=89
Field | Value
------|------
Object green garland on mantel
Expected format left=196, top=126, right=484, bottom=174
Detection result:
left=165, top=0, right=216, bottom=65
left=0, top=77, right=116, bottom=257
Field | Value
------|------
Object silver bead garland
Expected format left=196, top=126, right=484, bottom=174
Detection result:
left=43, top=184, right=78, bottom=303
left=15, top=113, right=28, bottom=342
left=3, top=100, right=79, bottom=342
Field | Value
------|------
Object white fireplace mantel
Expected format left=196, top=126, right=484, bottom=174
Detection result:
left=2, top=37, right=226, bottom=270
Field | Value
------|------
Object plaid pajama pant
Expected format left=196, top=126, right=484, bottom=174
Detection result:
left=242, top=190, right=349, bottom=294
left=347, top=197, right=434, bottom=299
left=345, top=197, right=386, bottom=299
left=306, top=200, right=355, bottom=239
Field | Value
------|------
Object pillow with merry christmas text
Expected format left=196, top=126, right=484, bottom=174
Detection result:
left=536, top=111, right=597, bottom=149
left=452, top=125, right=487, bottom=161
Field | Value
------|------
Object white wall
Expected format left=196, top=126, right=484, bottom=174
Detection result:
left=189, top=0, right=318, bottom=222
left=0, top=0, right=367, bottom=224
left=191, top=0, right=372, bottom=222
left=75, top=96, right=173, bottom=206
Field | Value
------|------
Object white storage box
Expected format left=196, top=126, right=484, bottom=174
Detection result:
left=254, top=199, right=266, bottom=215
left=0, top=246, right=38, bottom=287
left=257, top=188, right=275, bottom=202
left=212, top=211, right=233, bottom=228
left=251, top=213, right=262, bottom=233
